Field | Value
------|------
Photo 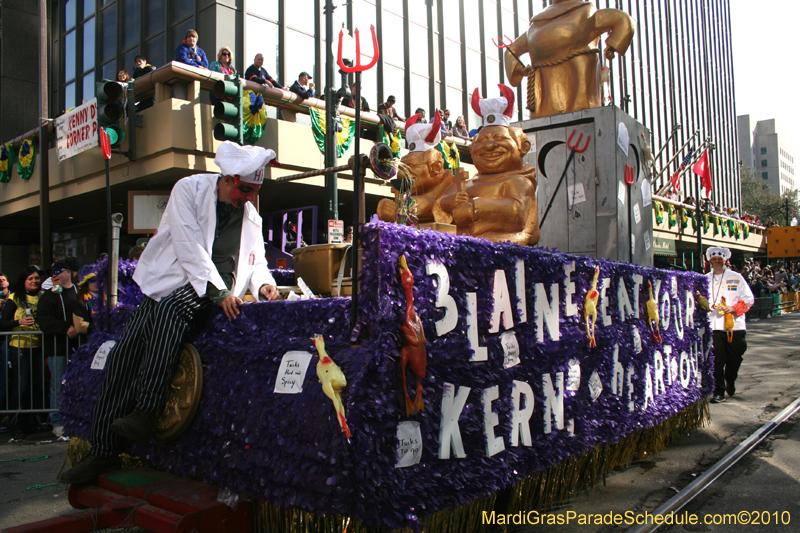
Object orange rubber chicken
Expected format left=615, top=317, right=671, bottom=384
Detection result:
left=398, top=255, right=427, bottom=416
left=719, top=296, right=735, bottom=342
left=646, top=280, right=662, bottom=343
left=312, top=334, right=351, bottom=439
left=583, top=266, right=601, bottom=348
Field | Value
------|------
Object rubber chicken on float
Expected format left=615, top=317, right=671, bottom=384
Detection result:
left=311, top=334, right=351, bottom=438
left=696, top=290, right=710, bottom=311
left=398, top=255, right=427, bottom=416
left=646, top=280, right=663, bottom=343
left=583, top=266, right=601, bottom=348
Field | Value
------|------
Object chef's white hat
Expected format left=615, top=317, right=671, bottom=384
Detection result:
left=706, top=246, right=731, bottom=261
left=471, top=84, right=515, bottom=128
left=215, top=141, right=276, bottom=185
left=405, top=111, right=442, bottom=152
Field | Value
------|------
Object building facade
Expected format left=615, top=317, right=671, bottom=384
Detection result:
left=0, top=0, right=743, bottom=263
left=738, top=115, right=796, bottom=196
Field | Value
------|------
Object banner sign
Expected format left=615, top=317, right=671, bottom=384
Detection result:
left=55, top=98, right=98, bottom=162
left=61, top=223, right=712, bottom=531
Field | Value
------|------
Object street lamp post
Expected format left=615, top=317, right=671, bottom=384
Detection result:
left=324, top=0, right=338, bottom=239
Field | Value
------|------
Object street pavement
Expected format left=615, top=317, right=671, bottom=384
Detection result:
left=0, top=312, right=798, bottom=532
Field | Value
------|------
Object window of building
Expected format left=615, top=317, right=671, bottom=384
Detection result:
left=761, top=147, right=767, bottom=154
left=762, top=159, right=768, bottom=167
left=762, top=172, right=768, bottom=179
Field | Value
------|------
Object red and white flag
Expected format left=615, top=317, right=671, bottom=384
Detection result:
left=693, top=149, right=712, bottom=198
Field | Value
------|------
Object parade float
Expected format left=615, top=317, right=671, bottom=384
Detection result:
left=60, top=2, right=714, bottom=532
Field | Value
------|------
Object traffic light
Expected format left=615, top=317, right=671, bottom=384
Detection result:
left=213, top=77, right=243, bottom=145
left=96, top=80, right=125, bottom=147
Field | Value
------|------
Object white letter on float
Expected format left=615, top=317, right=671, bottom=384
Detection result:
left=516, top=260, right=528, bottom=323
left=660, top=291, right=671, bottom=330
left=600, top=278, right=612, bottom=326
left=467, top=292, right=488, bottom=362
left=673, top=297, right=684, bottom=340
left=535, top=283, right=560, bottom=343
left=489, top=270, right=514, bottom=334
left=439, top=383, right=470, bottom=459
left=643, top=363, right=654, bottom=411
left=627, top=365, right=635, bottom=412
left=564, top=262, right=578, bottom=317
left=511, top=380, right=535, bottom=447
left=426, top=261, right=458, bottom=336
left=612, top=344, right=624, bottom=396
left=680, top=350, right=691, bottom=388
left=685, top=290, right=695, bottom=329
left=663, top=345, right=674, bottom=386
left=542, top=372, right=565, bottom=434
left=653, top=351, right=665, bottom=395
left=617, top=277, right=633, bottom=321
left=632, top=274, right=643, bottom=319
left=482, top=386, right=505, bottom=457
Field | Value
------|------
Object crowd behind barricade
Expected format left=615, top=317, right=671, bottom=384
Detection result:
left=0, top=256, right=103, bottom=441
left=665, top=196, right=777, bottom=228
left=736, top=259, right=800, bottom=297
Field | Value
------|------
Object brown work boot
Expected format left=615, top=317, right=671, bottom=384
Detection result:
left=110, top=408, right=158, bottom=445
left=59, top=454, right=121, bottom=485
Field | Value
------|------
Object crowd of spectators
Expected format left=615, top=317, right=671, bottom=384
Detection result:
left=737, top=259, right=800, bottom=297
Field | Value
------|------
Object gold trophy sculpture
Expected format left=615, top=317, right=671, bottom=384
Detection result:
left=502, top=0, right=634, bottom=118
left=438, top=85, right=540, bottom=246
left=377, top=111, right=455, bottom=224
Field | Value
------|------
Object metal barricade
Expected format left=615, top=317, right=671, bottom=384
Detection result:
left=1, top=330, right=82, bottom=429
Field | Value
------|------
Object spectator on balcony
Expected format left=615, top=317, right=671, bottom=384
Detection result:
left=453, top=116, right=470, bottom=140
left=133, top=55, right=156, bottom=78
left=37, top=261, right=81, bottom=438
left=117, top=69, right=132, bottom=85
left=175, top=29, right=209, bottom=69
left=442, top=109, right=453, bottom=133
left=414, top=108, right=427, bottom=124
left=0, top=266, right=44, bottom=437
left=377, top=95, right=405, bottom=122
left=128, top=245, right=145, bottom=260
left=209, top=47, right=239, bottom=107
left=341, top=87, right=370, bottom=112
left=281, top=71, right=315, bottom=123
left=245, top=54, right=283, bottom=89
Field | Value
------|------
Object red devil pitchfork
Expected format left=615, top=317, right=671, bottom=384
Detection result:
left=336, top=25, right=380, bottom=333
left=492, top=34, right=528, bottom=71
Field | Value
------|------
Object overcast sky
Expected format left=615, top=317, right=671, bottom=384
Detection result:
left=730, top=0, right=798, bottom=158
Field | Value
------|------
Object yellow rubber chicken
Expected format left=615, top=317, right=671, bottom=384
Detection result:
left=583, top=266, right=601, bottom=348
left=719, top=296, right=735, bottom=343
left=696, top=290, right=710, bottom=311
left=312, top=334, right=351, bottom=439
left=646, top=280, right=662, bottom=343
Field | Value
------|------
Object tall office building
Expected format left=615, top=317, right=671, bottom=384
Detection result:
left=738, top=115, right=796, bottom=196
left=0, top=0, right=741, bottom=252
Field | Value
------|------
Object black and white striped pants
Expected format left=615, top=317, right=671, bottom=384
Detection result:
left=90, top=284, right=211, bottom=457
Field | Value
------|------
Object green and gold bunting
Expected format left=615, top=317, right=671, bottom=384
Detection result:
left=680, top=207, right=689, bottom=229
left=378, top=126, right=402, bottom=159
left=667, top=204, right=677, bottom=227
left=309, top=108, right=355, bottom=158
left=242, top=90, right=268, bottom=144
left=0, top=142, right=14, bottom=183
left=713, top=216, right=720, bottom=236
left=703, top=213, right=710, bottom=233
left=654, top=201, right=664, bottom=224
left=17, top=138, right=35, bottom=181
left=436, top=140, right=461, bottom=173
left=743, top=224, right=750, bottom=239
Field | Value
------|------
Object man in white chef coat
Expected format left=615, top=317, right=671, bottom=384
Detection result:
left=61, top=142, right=280, bottom=484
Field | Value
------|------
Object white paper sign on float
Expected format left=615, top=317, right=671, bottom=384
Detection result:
left=641, top=179, right=653, bottom=207
left=634, top=203, right=642, bottom=224
left=567, top=358, right=581, bottom=391
left=273, top=351, right=313, bottom=393
left=567, top=182, right=587, bottom=205
left=617, top=122, right=630, bottom=156
left=501, top=331, right=520, bottom=369
left=644, top=231, right=652, bottom=251
left=91, top=340, right=117, bottom=370
left=396, top=421, right=423, bottom=468
left=618, top=181, right=626, bottom=205
left=588, top=371, right=603, bottom=402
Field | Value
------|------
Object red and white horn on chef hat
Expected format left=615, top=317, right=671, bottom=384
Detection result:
left=404, top=110, right=443, bottom=153
left=471, top=84, right=515, bottom=128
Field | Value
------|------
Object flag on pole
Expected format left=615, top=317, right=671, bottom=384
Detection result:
left=693, top=148, right=712, bottom=197
left=669, top=147, right=694, bottom=192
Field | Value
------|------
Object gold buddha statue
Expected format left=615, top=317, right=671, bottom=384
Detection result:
left=504, top=0, right=634, bottom=118
left=438, top=85, right=539, bottom=246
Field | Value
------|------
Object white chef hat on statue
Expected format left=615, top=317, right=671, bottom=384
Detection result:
left=471, top=84, right=515, bottom=128
left=706, top=246, right=731, bottom=261
left=215, top=141, right=277, bottom=185
left=405, top=111, right=442, bottom=152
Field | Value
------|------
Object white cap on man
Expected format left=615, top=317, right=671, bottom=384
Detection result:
left=215, top=141, right=276, bottom=185
left=706, top=246, right=731, bottom=261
